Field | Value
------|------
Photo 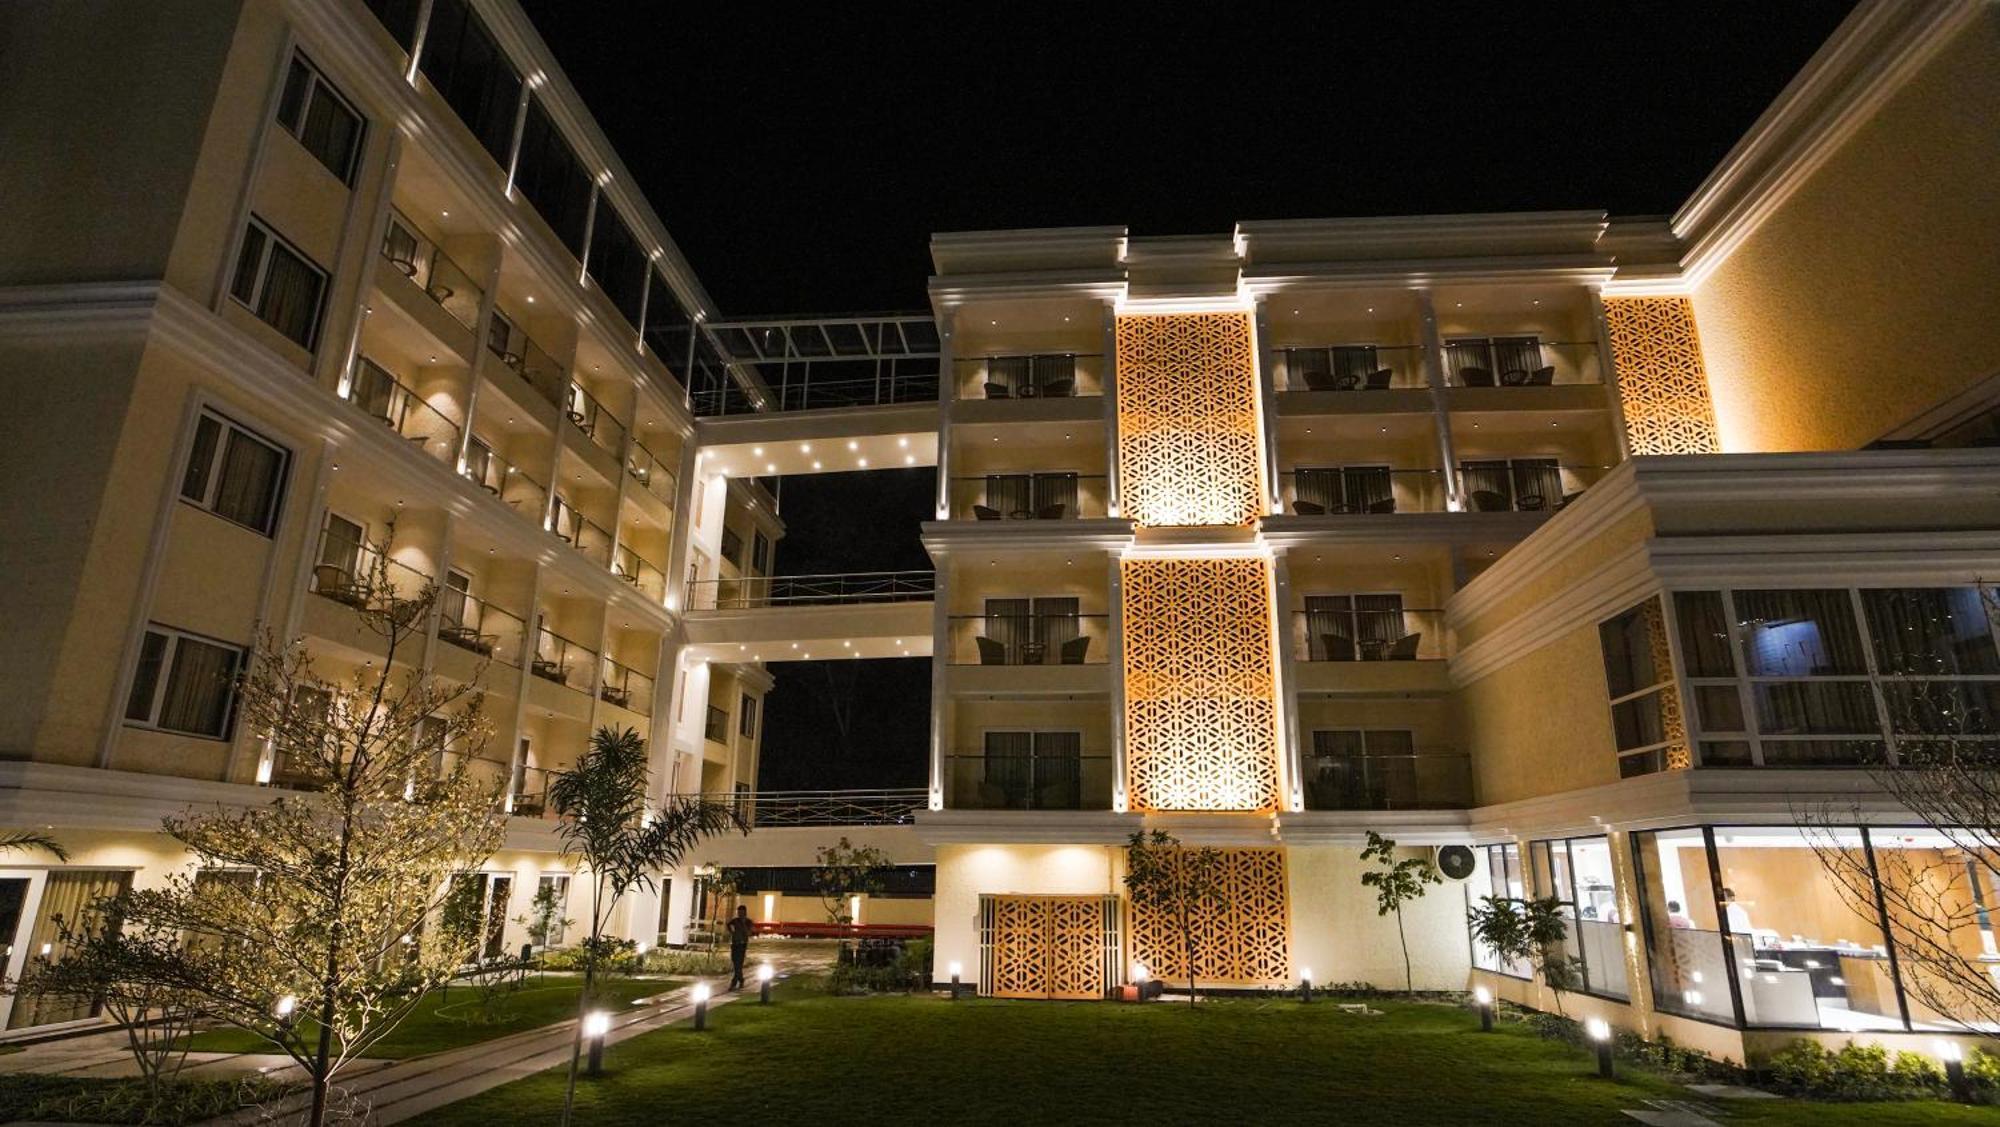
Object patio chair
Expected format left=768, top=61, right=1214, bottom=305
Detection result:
left=984, top=382, right=1011, bottom=399
left=1500, top=369, right=1530, bottom=386
left=1291, top=500, right=1327, bottom=515
left=1363, top=367, right=1393, bottom=390
left=1039, top=378, right=1075, bottom=398
left=973, top=505, right=1002, bottom=521
left=1302, top=369, right=1340, bottom=392
left=1385, top=633, right=1422, bottom=660
left=1555, top=490, right=1585, bottom=510
left=1468, top=489, right=1509, bottom=512
left=1366, top=497, right=1397, bottom=514
left=1527, top=365, right=1556, bottom=386
left=975, top=636, right=1008, bottom=665
left=1035, top=503, right=1067, bottom=520
left=1320, top=634, right=1357, bottom=662
left=1059, top=636, right=1092, bottom=664
left=1458, top=366, right=1495, bottom=387
left=1331, top=373, right=1360, bottom=391
left=1517, top=493, right=1547, bottom=512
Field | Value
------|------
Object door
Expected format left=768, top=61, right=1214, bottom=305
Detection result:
left=980, top=894, right=1118, bottom=1000
left=7, top=870, right=133, bottom=1029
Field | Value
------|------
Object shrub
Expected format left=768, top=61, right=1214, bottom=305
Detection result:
left=1764, top=1039, right=1949, bottom=1101
left=0, top=1074, right=292, bottom=1126
left=640, top=947, right=733, bottom=977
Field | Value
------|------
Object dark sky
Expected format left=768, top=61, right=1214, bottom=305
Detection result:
left=518, top=3, right=1856, bottom=789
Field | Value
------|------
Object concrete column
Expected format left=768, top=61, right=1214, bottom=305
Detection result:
left=1101, top=303, right=1121, bottom=517
left=1415, top=289, right=1462, bottom=510
left=928, top=556, right=953, bottom=809
left=1252, top=299, right=1283, bottom=515
left=934, top=308, right=956, bottom=518
left=1271, top=549, right=1305, bottom=812
left=1589, top=289, right=1634, bottom=462
left=1107, top=551, right=1127, bottom=813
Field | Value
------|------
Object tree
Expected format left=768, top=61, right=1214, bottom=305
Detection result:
left=1467, top=895, right=1581, bottom=1015
left=1123, top=830, right=1229, bottom=1006
left=109, top=566, right=505, bottom=1127
left=812, top=837, right=891, bottom=927
left=548, top=725, right=744, bottom=1127
left=1358, top=831, right=1442, bottom=993
left=699, top=864, right=746, bottom=954
left=0, top=831, right=68, bottom=860
left=516, top=879, right=575, bottom=951
left=17, top=914, right=205, bottom=1101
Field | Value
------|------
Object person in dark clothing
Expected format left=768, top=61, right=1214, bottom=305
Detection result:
left=726, top=904, right=754, bottom=990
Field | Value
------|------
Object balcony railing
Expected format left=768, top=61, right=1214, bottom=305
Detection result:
left=1302, top=750, right=1472, bottom=811
left=945, top=752, right=1114, bottom=811
left=343, top=357, right=460, bottom=466
left=1280, top=344, right=1427, bottom=392
left=946, top=614, right=1109, bottom=666
left=530, top=627, right=595, bottom=690
left=381, top=209, right=481, bottom=332
left=598, top=656, right=655, bottom=714
left=693, top=371, right=940, bottom=415
left=1445, top=339, right=1602, bottom=387
left=688, top=788, right=927, bottom=827
left=486, top=321, right=569, bottom=409
left=509, top=763, right=557, bottom=819
left=461, top=441, right=550, bottom=519
left=550, top=499, right=614, bottom=566
left=565, top=381, right=628, bottom=459
left=624, top=438, right=678, bottom=508
left=949, top=474, right=1109, bottom=521
left=1290, top=609, right=1445, bottom=662
left=1280, top=468, right=1449, bottom=515
left=308, top=531, right=430, bottom=613
left=954, top=353, right=1103, bottom=400
left=695, top=315, right=942, bottom=416
left=611, top=544, right=667, bottom=600
left=437, top=588, right=527, bottom=667
left=1455, top=463, right=1611, bottom=513
left=684, top=569, right=935, bottom=611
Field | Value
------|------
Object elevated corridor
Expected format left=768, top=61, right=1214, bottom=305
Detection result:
left=680, top=570, right=934, bottom=662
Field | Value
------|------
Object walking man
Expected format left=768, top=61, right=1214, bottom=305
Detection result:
left=727, top=904, right=754, bottom=990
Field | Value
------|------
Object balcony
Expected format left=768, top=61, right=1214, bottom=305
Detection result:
left=949, top=473, right=1109, bottom=521
left=1455, top=462, right=1611, bottom=513
left=1290, top=608, right=1444, bottom=663
left=684, top=569, right=935, bottom=611
left=437, top=588, right=528, bottom=668
left=381, top=209, right=482, bottom=334
left=1280, top=344, right=1426, bottom=392
left=307, top=533, right=429, bottom=614
left=550, top=497, right=614, bottom=566
left=461, top=441, right=549, bottom=521
left=1280, top=468, right=1449, bottom=515
left=944, top=751, right=1114, bottom=811
left=565, top=381, right=628, bottom=460
left=945, top=614, right=1109, bottom=666
left=509, top=763, right=556, bottom=819
left=342, top=357, right=461, bottom=466
left=1301, top=750, right=1471, bottom=811
left=598, top=656, right=654, bottom=715
left=611, top=543, right=666, bottom=601
left=953, top=352, right=1104, bottom=400
left=1444, top=338, right=1602, bottom=388
left=624, top=438, right=678, bottom=510
left=529, top=627, right=595, bottom=692
left=689, top=788, right=927, bottom=827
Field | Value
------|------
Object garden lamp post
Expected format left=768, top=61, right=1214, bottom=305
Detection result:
left=583, top=1011, right=610, bottom=1076
left=1939, top=1041, right=1971, bottom=1102
left=758, top=962, right=774, bottom=1005
left=948, top=960, right=963, bottom=1001
left=1587, top=1018, right=1613, bottom=1079
left=1474, top=985, right=1494, bottom=1032
left=692, top=982, right=712, bottom=1031
left=1299, top=967, right=1312, bottom=1004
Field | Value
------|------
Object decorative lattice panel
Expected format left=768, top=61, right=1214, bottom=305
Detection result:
left=1643, top=598, right=1693, bottom=771
left=1128, top=847, right=1291, bottom=988
left=980, top=895, right=1117, bottom=1000
left=1114, top=312, right=1267, bottom=527
left=1122, top=556, right=1282, bottom=812
left=1602, top=296, right=1720, bottom=456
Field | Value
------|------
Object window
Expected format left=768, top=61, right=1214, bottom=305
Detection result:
left=1303, top=593, right=1410, bottom=662
left=533, top=874, right=571, bottom=946
left=1529, top=836, right=1629, bottom=999
left=1300, top=729, right=1452, bottom=810
left=719, top=527, right=744, bottom=568
left=980, top=598, right=1082, bottom=666
left=513, top=95, right=593, bottom=257
left=418, top=0, right=521, bottom=165
left=1294, top=465, right=1394, bottom=514
left=738, top=694, right=757, bottom=739
left=1469, top=842, right=1531, bottom=978
left=981, top=472, right=1080, bottom=519
left=1447, top=335, right=1547, bottom=385
left=1459, top=457, right=1564, bottom=513
left=704, top=705, right=729, bottom=745
left=1598, top=598, right=1681, bottom=777
left=751, top=531, right=771, bottom=575
left=179, top=410, right=288, bottom=534
left=230, top=219, right=327, bottom=350
left=123, top=626, right=244, bottom=739
left=980, top=731, right=1083, bottom=810
left=586, top=204, right=648, bottom=330
left=361, top=0, right=423, bottom=49
left=275, top=55, right=363, bottom=184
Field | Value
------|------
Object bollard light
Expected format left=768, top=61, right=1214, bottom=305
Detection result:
left=948, top=960, right=964, bottom=1001
left=1473, top=985, right=1494, bottom=1032
left=274, top=994, right=298, bottom=1023
left=583, top=1010, right=611, bottom=1076
left=1939, top=1040, right=1971, bottom=1102
left=1586, top=1017, right=1614, bottom=1079
left=758, top=962, right=774, bottom=1005
left=692, top=982, right=712, bottom=1031
left=1299, top=966, right=1313, bottom=1004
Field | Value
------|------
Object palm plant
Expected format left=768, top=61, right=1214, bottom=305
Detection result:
left=0, top=831, right=68, bottom=861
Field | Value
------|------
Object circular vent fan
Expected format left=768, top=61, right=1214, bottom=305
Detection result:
left=1435, top=845, right=1476, bottom=880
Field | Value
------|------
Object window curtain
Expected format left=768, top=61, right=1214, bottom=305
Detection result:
left=1734, top=589, right=1868, bottom=676
left=214, top=431, right=281, bottom=529
left=1491, top=336, right=1544, bottom=379
left=1342, top=466, right=1394, bottom=512
left=1032, top=472, right=1078, bottom=517
left=1287, top=348, right=1331, bottom=389
left=319, top=515, right=364, bottom=573
left=984, top=599, right=1032, bottom=665
left=1444, top=338, right=1491, bottom=379
left=1031, top=353, right=1076, bottom=389
left=160, top=638, right=238, bottom=736
left=1862, top=588, right=2000, bottom=676
left=984, top=474, right=1032, bottom=517
left=300, top=85, right=360, bottom=178
left=986, top=356, right=1031, bottom=395
left=1460, top=461, right=1514, bottom=510
left=180, top=417, right=221, bottom=502
left=8, top=871, right=133, bottom=1029
left=1673, top=591, right=1737, bottom=677
left=1353, top=594, right=1406, bottom=653
left=1509, top=458, right=1562, bottom=511
left=1331, top=345, right=1377, bottom=382
left=258, top=245, right=324, bottom=348
left=1032, top=731, right=1082, bottom=809
left=1033, top=597, right=1080, bottom=660
left=982, top=731, right=1034, bottom=808
left=1307, top=730, right=1364, bottom=809
left=1294, top=468, right=1338, bottom=511
left=1305, top=595, right=1352, bottom=661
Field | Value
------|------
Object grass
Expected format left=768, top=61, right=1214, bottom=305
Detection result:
left=183, top=974, right=672, bottom=1060
left=418, top=989, right=1999, bottom=1126
left=0, top=1073, right=288, bottom=1125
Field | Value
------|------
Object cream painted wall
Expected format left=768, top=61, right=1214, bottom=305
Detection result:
left=932, top=842, right=1120, bottom=987
left=1692, top=12, right=2000, bottom=452
left=1455, top=622, right=1621, bottom=806
left=1289, top=845, right=1472, bottom=992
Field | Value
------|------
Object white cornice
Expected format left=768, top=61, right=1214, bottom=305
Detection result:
left=1672, top=0, right=1983, bottom=289
left=1468, top=767, right=1933, bottom=842
left=1242, top=257, right=1617, bottom=294
left=919, top=519, right=1136, bottom=557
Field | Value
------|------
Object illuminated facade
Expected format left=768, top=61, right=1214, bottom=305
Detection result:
left=3, top=0, right=2000, bottom=1070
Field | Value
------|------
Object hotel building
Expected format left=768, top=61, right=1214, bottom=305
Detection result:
left=4, top=0, right=2000, bottom=1067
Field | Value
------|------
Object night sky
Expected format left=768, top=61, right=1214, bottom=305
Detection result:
left=519, top=3, right=1855, bottom=790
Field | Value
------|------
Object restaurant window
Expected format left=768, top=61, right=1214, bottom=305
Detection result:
left=1530, top=836, right=1628, bottom=1000
left=1468, top=842, right=1530, bottom=978
left=1598, top=598, right=1682, bottom=778
left=1631, top=827, right=1738, bottom=1025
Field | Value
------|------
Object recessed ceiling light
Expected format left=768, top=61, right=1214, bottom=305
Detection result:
left=858, top=458, right=868, bottom=467
left=799, top=443, right=811, bottom=453
left=753, top=447, right=764, bottom=456
left=441, top=210, right=450, bottom=217
left=527, top=296, right=536, bottom=303
left=990, top=319, right=998, bottom=326
left=766, top=463, right=776, bottom=472
left=899, top=437, right=909, bottom=448
left=847, top=440, right=858, bottom=451
left=1367, top=306, right=1375, bottom=313
left=904, top=455, right=915, bottom=465
left=812, top=460, right=822, bottom=470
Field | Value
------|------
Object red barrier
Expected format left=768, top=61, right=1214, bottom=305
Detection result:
left=752, top=921, right=933, bottom=939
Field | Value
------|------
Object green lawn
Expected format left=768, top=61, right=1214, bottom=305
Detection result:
left=419, top=990, right=1997, bottom=1126
left=183, top=975, right=672, bottom=1060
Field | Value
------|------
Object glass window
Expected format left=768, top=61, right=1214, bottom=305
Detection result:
left=419, top=0, right=522, bottom=165
left=1303, top=729, right=1422, bottom=810
left=123, top=627, right=244, bottom=739
left=1861, top=588, right=2000, bottom=677
left=178, top=411, right=288, bottom=534
left=1674, top=591, right=1736, bottom=677
left=738, top=694, right=757, bottom=739
left=229, top=219, right=327, bottom=350
left=1631, top=828, right=1737, bottom=1024
left=1599, top=598, right=1679, bottom=777
left=361, top=0, right=423, bottom=49
left=513, top=95, right=593, bottom=258
left=275, top=55, right=364, bottom=184
left=586, top=204, right=648, bottom=330
left=719, top=527, right=744, bottom=568
left=1468, top=843, right=1531, bottom=978
left=1734, top=589, right=1868, bottom=677
left=751, top=531, right=771, bottom=575
left=1531, top=836, right=1630, bottom=1001
left=1867, top=828, right=2000, bottom=1032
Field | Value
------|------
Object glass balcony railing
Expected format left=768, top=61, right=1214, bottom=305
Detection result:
left=551, top=499, right=614, bottom=566
left=1301, top=750, right=1471, bottom=810
left=1444, top=339, right=1603, bottom=387
left=509, top=763, right=557, bottom=819
left=381, top=209, right=482, bottom=332
left=598, top=656, right=655, bottom=715
left=944, top=752, right=1114, bottom=811
left=1280, top=344, right=1427, bottom=392
left=461, top=442, right=549, bottom=519
left=612, top=543, right=666, bottom=601
left=1279, top=468, right=1449, bottom=515
left=684, top=570, right=935, bottom=611
left=624, top=438, right=677, bottom=508
left=1289, top=609, right=1444, bottom=662
left=307, top=530, right=430, bottom=613
left=486, top=321, right=569, bottom=409
left=945, top=614, right=1110, bottom=666
left=343, top=357, right=461, bottom=466
left=953, top=352, right=1104, bottom=400
left=949, top=474, right=1109, bottom=521
left=437, top=587, right=528, bottom=667
left=529, top=627, right=595, bottom=691
left=1454, top=463, right=1612, bottom=513
left=565, top=381, right=628, bottom=458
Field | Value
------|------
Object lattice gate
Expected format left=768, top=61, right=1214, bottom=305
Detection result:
left=1127, top=847, right=1292, bottom=988
left=978, top=894, right=1122, bottom=999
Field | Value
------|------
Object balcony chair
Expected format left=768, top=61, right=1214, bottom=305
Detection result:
left=1366, top=497, right=1397, bottom=514
left=975, top=636, right=1008, bottom=665
left=1039, top=378, right=1075, bottom=398
left=1527, top=365, right=1556, bottom=386
left=1500, top=369, right=1531, bottom=386
left=1468, top=489, right=1510, bottom=512
left=984, top=382, right=1011, bottom=399
left=439, top=623, right=494, bottom=656
left=1386, top=633, right=1422, bottom=660
left=1517, top=493, right=1547, bottom=512
left=972, top=505, right=1002, bottom=521
left=1364, top=367, right=1393, bottom=390
left=1035, top=503, right=1067, bottom=520
left=1458, top=366, right=1495, bottom=387
left=600, top=685, right=631, bottom=709
left=1331, top=373, right=1360, bottom=391
left=531, top=658, right=568, bottom=684
left=426, top=282, right=455, bottom=304
left=1291, top=500, right=1327, bottom=515
left=1301, top=369, right=1339, bottom=392
left=313, top=565, right=371, bottom=609
left=1320, top=634, right=1357, bottom=662
left=1059, top=635, right=1092, bottom=664
left=1555, top=490, right=1585, bottom=510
